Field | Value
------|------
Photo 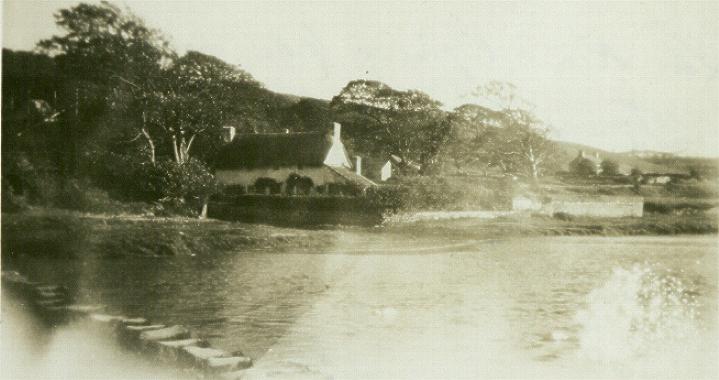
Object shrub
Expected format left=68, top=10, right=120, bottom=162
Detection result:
left=553, top=212, right=575, bottom=221
left=365, top=176, right=464, bottom=214
left=91, top=154, right=220, bottom=216
left=600, top=160, right=620, bottom=176
left=570, top=158, right=597, bottom=176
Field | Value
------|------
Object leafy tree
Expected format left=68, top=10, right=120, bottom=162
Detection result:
left=37, top=1, right=175, bottom=172
left=600, top=159, right=620, bottom=176
left=464, top=82, right=556, bottom=179
left=331, top=80, right=450, bottom=173
left=144, top=51, right=260, bottom=164
left=570, top=157, right=598, bottom=176
left=485, top=111, right=556, bottom=179
left=281, top=98, right=334, bottom=132
left=441, top=104, right=504, bottom=173
left=38, top=1, right=173, bottom=85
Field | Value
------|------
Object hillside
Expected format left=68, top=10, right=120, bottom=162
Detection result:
left=553, top=140, right=686, bottom=175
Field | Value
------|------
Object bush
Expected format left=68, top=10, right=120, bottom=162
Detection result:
left=600, top=160, right=620, bottom=176
left=553, top=212, right=575, bottom=221
left=570, top=158, right=597, bottom=176
left=365, top=176, right=464, bottom=214
left=644, top=198, right=717, bottom=215
left=91, top=154, right=220, bottom=216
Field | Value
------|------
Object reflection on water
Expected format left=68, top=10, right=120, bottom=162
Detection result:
left=3, top=233, right=717, bottom=379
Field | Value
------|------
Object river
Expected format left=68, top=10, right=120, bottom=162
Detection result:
left=2, top=232, right=717, bottom=379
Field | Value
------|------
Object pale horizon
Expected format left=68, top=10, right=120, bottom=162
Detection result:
left=3, top=0, right=718, bottom=157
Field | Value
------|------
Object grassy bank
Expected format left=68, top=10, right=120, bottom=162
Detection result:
left=2, top=206, right=716, bottom=261
left=385, top=212, right=718, bottom=240
left=1, top=209, right=336, bottom=260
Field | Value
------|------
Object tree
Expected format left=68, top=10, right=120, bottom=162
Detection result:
left=485, top=111, right=556, bottom=179
left=440, top=104, right=504, bottom=173
left=144, top=51, right=261, bottom=164
left=570, top=158, right=598, bottom=176
left=37, top=1, right=175, bottom=171
left=330, top=80, right=450, bottom=173
left=600, top=159, right=620, bottom=176
left=464, top=82, right=556, bottom=179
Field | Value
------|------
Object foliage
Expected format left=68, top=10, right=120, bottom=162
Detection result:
left=446, top=82, right=557, bottom=179
left=144, top=51, right=262, bottom=164
left=254, top=177, right=282, bottom=195
left=366, top=176, right=465, bottom=213
left=570, top=157, right=598, bottom=176
left=440, top=104, right=503, bottom=172
left=600, top=159, right=620, bottom=176
left=331, top=80, right=451, bottom=173
left=482, top=110, right=556, bottom=179
left=91, top=153, right=219, bottom=214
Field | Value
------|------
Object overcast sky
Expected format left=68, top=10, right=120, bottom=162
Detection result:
left=3, top=1, right=718, bottom=156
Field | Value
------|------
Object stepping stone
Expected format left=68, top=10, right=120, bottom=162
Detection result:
left=36, top=289, right=63, bottom=298
left=90, top=314, right=127, bottom=323
left=35, top=298, right=67, bottom=307
left=125, top=324, right=166, bottom=332
left=119, top=324, right=166, bottom=348
left=156, top=338, right=204, bottom=361
left=207, top=356, right=253, bottom=372
left=2, top=271, right=28, bottom=283
left=35, top=285, right=62, bottom=293
left=65, top=304, right=104, bottom=314
left=140, top=325, right=191, bottom=342
left=181, top=346, right=228, bottom=367
left=121, top=317, right=149, bottom=326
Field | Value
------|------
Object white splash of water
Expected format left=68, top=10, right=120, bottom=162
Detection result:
left=575, top=264, right=703, bottom=363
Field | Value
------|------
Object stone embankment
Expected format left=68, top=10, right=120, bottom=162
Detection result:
left=1, top=271, right=251, bottom=380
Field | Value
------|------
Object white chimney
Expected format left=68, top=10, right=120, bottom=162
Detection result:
left=333, top=122, right=341, bottom=142
left=355, top=156, right=362, bottom=175
left=222, top=126, right=236, bottom=142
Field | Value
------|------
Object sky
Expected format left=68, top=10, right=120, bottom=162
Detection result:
left=3, top=1, right=718, bottom=156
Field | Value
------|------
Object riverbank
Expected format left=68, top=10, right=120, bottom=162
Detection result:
left=385, top=212, right=718, bottom=240
left=1, top=208, right=336, bottom=259
left=2, top=208, right=716, bottom=260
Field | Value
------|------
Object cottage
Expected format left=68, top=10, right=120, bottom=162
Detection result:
left=569, top=150, right=602, bottom=175
left=214, top=123, right=375, bottom=196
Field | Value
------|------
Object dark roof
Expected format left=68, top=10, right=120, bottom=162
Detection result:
left=215, top=132, right=332, bottom=169
left=327, top=166, right=377, bottom=187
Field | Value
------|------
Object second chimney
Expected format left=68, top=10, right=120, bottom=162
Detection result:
left=355, top=156, right=362, bottom=176
left=333, top=122, right=341, bottom=142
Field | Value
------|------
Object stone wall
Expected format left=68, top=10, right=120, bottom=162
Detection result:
left=538, top=196, right=644, bottom=217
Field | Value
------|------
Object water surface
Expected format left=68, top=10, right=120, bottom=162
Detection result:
left=4, top=233, right=717, bottom=379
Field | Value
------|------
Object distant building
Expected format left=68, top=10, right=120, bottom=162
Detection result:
left=214, top=122, right=375, bottom=195
left=361, top=155, right=406, bottom=183
left=569, top=150, right=602, bottom=175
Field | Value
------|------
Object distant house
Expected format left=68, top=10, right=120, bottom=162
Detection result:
left=569, top=150, right=602, bottom=175
left=361, top=155, right=406, bottom=183
left=214, top=122, right=375, bottom=195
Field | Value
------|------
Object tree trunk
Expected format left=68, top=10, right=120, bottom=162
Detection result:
left=171, top=135, right=181, bottom=163
left=199, top=201, right=208, bottom=219
left=140, top=111, right=156, bottom=165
